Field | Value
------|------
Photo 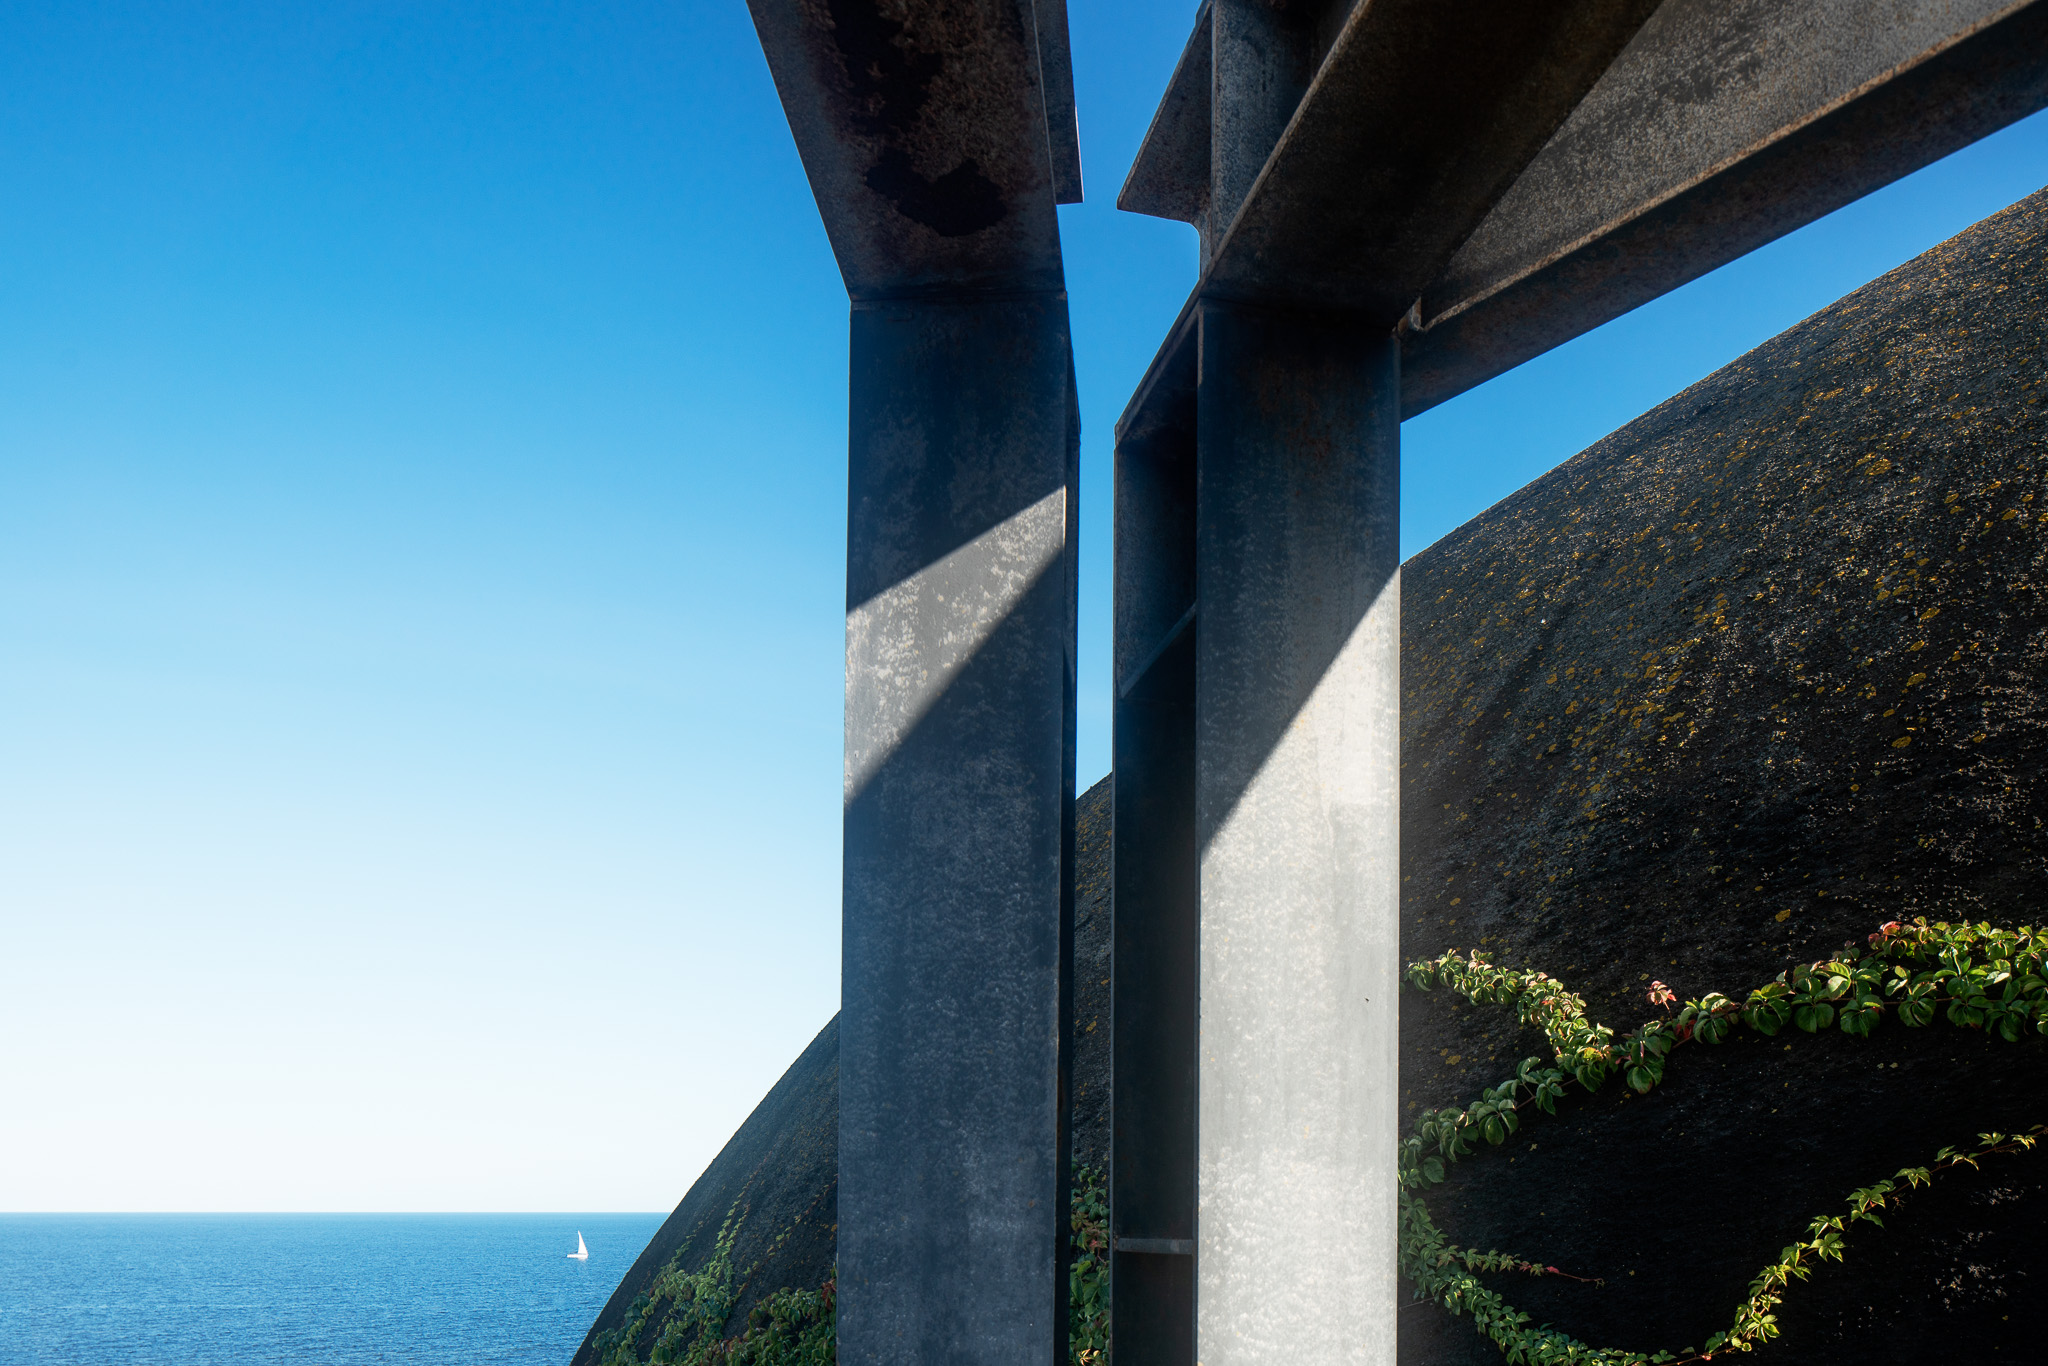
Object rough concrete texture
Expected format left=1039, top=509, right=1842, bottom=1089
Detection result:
left=1193, top=306, right=1401, bottom=1366
left=839, top=295, right=1077, bottom=1366
left=1400, top=185, right=2048, bottom=1363
left=570, top=1019, right=840, bottom=1366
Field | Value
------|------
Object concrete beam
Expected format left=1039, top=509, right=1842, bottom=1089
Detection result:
left=1110, top=304, right=1402, bottom=1366
left=746, top=0, right=1081, bottom=300
left=1403, top=0, right=2048, bottom=415
left=749, top=4, right=1086, bottom=1362
left=1116, top=1, right=1211, bottom=235
left=1119, top=0, right=1660, bottom=317
left=1204, top=0, right=1661, bottom=319
left=1118, top=0, right=2048, bottom=437
left=841, top=294, right=1079, bottom=1366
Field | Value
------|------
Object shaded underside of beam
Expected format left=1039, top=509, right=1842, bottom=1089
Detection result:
left=1403, top=0, right=2048, bottom=416
left=1201, top=0, right=1662, bottom=321
left=746, top=0, right=1080, bottom=300
left=1114, top=0, right=2048, bottom=438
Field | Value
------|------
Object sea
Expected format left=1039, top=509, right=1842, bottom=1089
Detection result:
left=0, top=1213, right=667, bottom=1366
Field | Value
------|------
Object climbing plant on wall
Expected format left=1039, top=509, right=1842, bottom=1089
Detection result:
left=1400, top=918, right=2048, bottom=1364
left=593, top=1167, right=1113, bottom=1366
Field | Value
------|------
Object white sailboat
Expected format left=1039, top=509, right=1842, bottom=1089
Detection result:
left=568, top=1231, right=589, bottom=1261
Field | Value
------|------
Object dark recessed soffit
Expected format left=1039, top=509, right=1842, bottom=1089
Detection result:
left=748, top=0, right=1083, bottom=301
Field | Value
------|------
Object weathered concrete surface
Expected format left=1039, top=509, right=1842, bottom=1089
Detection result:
left=1401, top=186, right=2048, bottom=1363
left=1192, top=304, right=1402, bottom=1366
left=841, top=294, right=1078, bottom=1366
left=1404, top=0, right=2048, bottom=416
left=745, top=0, right=1078, bottom=300
left=1072, top=775, right=1115, bottom=1177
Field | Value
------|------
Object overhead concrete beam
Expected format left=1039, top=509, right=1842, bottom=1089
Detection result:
left=1117, top=1, right=1212, bottom=235
left=1202, top=0, right=1663, bottom=319
left=1118, top=0, right=1660, bottom=317
left=747, top=0, right=1081, bottom=300
left=1403, top=0, right=2048, bottom=415
left=1118, top=0, right=2048, bottom=437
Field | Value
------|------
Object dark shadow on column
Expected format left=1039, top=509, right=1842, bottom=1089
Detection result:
left=1193, top=299, right=1400, bottom=851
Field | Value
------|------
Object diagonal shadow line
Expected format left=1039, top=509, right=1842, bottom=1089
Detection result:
left=845, top=487, right=1069, bottom=808
left=845, top=295, right=1074, bottom=617
left=1189, top=303, right=1402, bottom=858
left=1195, top=563, right=1401, bottom=860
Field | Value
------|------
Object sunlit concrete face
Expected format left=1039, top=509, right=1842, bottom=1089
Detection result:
left=838, top=294, right=1078, bottom=1366
left=845, top=486, right=1071, bottom=806
left=1194, top=304, right=1401, bottom=1366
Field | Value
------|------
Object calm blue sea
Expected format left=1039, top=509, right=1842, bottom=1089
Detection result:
left=0, top=1213, right=666, bottom=1366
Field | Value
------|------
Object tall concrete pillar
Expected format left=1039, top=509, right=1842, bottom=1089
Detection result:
left=1111, top=300, right=1400, bottom=1366
left=1195, top=301, right=1401, bottom=1365
left=1110, top=352, right=1200, bottom=1366
left=841, top=294, right=1080, bottom=1366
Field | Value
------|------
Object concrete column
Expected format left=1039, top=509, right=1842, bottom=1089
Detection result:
left=841, top=293, right=1079, bottom=1366
left=1110, top=403, right=1199, bottom=1366
left=1194, top=300, right=1401, bottom=1366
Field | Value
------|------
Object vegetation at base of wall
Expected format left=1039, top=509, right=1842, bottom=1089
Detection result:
left=1069, top=1165, right=1112, bottom=1366
left=593, top=1168, right=1113, bottom=1366
left=591, top=1212, right=834, bottom=1366
left=1400, top=917, right=2048, bottom=1364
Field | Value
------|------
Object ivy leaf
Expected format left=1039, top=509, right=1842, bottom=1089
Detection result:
left=1793, top=1002, right=1835, bottom=1032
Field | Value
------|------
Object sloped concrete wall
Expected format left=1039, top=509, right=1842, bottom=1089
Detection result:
left=1400, top=184, right=2048, bottom=1363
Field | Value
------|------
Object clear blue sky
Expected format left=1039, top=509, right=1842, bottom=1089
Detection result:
left=2, top=2, right=2043, bottom=1212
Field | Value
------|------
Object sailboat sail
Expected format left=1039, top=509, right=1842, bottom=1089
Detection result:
left=569, top=1231, right=589, bottom=1260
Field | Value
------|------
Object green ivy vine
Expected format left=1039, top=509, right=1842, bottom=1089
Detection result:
left=1400, top=917, right=2048, bottom=1364
left=591, top=1209, right=834, bottom=1366
left=1069, top=1163, right=1113, bottom=1366
left=592, top=1167, right=1113, bottom=1366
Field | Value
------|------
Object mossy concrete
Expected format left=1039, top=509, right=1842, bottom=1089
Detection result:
left=1400, top=184, right=2048, bottom=1363
left=568, top=1020, right=839, bottom=1366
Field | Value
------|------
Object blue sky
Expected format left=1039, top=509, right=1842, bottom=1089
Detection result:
left=2, top=2, right=2043, bottom=1212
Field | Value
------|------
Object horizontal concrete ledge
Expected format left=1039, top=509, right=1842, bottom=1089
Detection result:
left=1117, top=601, right=1195, bottom=701
left=1115, top=1238, right=1197, bottom=1257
